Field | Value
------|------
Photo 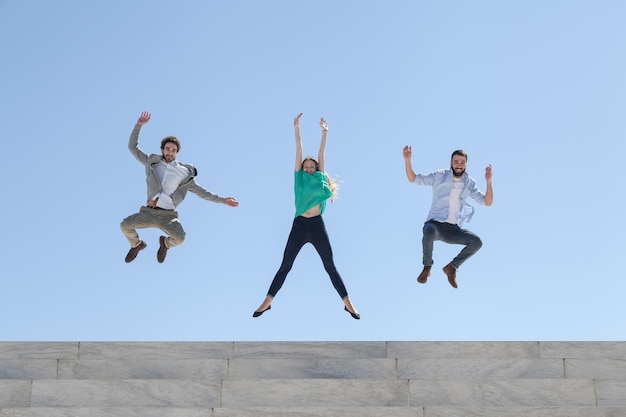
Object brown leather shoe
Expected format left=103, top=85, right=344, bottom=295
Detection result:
left=443, top=264, right=458, bottom=288
left=125, top=241, right=147, bottom=263
left=417, top=266, right=432, bottom=284
left=157, top=236, right=169, bottom=263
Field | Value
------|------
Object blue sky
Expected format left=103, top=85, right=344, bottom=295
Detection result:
left=2, top=0, right=624, bottom=341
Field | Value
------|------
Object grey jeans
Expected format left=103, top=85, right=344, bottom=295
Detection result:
left=422, top=220, right=482, bottom=269
left=120, top=206, right=185, bottom=248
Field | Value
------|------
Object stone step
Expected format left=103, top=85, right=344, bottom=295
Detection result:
left=1, top=378, right=625, bottom=407
left=0, top=406, right=625, bottom=417
left=2, top=357, right=626, bottom=380
left=0, top=342, right=624, bottom=416
left=1, top=341, right=625, bottom=360
left=0, top=407, right=625, bottom=417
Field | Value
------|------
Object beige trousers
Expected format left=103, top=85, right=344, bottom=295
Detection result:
left=120, top=206, right=185, bottom=248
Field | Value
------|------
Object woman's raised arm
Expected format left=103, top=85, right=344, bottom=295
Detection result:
left=317, top=117, right=328, bottom=172
left=294, top=113, right=303, bottom=171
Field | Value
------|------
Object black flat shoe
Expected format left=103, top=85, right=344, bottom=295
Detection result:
left=253, top=305, right=271, bottom=318
left=344, top=306, right=360, bottom=320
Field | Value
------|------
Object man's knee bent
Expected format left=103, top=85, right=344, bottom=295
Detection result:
left=167, top=230, right=186, bottom=247
left=469, top=235, right=483, bottom=250
left=422, top=222, right=437, bottom=240
left=120, top=217, right=135, bottom=233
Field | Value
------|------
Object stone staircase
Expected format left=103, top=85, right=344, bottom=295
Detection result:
left=0, top=341, right=625, bottom=416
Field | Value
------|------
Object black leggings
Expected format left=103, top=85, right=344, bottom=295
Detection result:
left=267, top=215, right=349, bottom=299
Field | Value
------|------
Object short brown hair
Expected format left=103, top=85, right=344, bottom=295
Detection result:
left=451, top=149, right=467, bottom=161
left=161, top=136, right=181, bottom=152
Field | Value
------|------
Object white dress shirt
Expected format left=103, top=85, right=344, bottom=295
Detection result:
left=152, top=159, right=188, bottom=210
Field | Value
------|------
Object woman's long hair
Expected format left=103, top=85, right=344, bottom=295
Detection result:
left=302, top=157, right=340, bottom=202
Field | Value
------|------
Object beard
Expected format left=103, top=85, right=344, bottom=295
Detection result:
left=451, top=166, right=465, bottom=178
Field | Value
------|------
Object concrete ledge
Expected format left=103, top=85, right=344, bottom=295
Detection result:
left=566, top=359, right=626, bottom=379
left=0, top=342, right=624, bottom=415
left=221, top=379, right=409, bottom=407
left=77, top=342, right=234, bottom=360
left=229, top=358, right=396, bottom=379
left=0, top=360, right=58, bottom=379
left=387, top=342, right=541, bottom=359
left=1, top=406, right=624, bottom=417
left=232, top=341, right=388, bottom=358
left=1, top=341, right=624, bottom=360
left=0, top=408, right=214, bottom=417
left=57, top=359, right=228, bottom=380
left=540, top=342, right=626, bottom=359
left=409, top=379, right=596, bottom=406
left=398, top=358, right=564, bottom=379
left=0, top=380, right=31, bottom=408
left=597, top=380, right=626, bottom=407
left=30, top=380, right=221, bottom=407
left=422, top=406, right=626, bottom=417
left=0, top=343, right=79, bottom=360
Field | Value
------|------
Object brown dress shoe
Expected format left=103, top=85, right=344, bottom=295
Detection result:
left=157, top=236, right=169, bottom=263
left=443, top=264, right=458, bottom=288
left=125, top=240, right=147, bottom=263
left=417, top=266, right=432, bottom=284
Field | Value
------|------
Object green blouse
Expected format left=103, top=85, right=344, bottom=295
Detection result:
left=294, top=169, right=332, bottom=217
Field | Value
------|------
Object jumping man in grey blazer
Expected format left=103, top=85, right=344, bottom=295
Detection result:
left=121, top=111, right=238, bottom=263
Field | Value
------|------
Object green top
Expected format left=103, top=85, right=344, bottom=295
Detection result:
left=294, top=169, right=333, bottom=217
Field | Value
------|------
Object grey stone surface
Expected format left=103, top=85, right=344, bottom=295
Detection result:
left=540, top=342, right=626, bottom=359
left=221, top=379, right=409, bottom=407
left=233, top=341, right=387, bottom=358
left=597, top=380, right=626, bottom=406
left=1, top=342, right=625, bottom=415
left=1, top=407, right=625, bottom=417
left=0, top=408, right=214, bottom=417
left=0, top=343, right=78, bottom=360
left=30, top=380, right=220, bottom=407
left=409, top=379, right=596, bottom=406
left=387, top=342, right=540, bottom=359
left=423, top=406, right=626, bottom=417
left=57, top=359, right=228, bottom=380
left=77, top=342, right=233, bottom=360
left=0, top=380, right=31, bottom=407
left=398, top=358, right=563, bottom=379
left=566, top=359, right=626, bottom=379
left=213, top=407, right=422, bottom=416
left=0, top=360, right=58, bottom=379
left=229, top=358, right=396, bottom=379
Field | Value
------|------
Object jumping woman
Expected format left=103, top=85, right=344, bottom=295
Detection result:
left=253, top=113, right=360, bottom=320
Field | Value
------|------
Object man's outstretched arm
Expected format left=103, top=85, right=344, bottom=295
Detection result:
left=188, top=181, right=239, bottom=207
left=484, top=164, right=493, bottom=206
left=403, top=145, right=416, bottom=182
left=128, top=111, right=152, bottom=164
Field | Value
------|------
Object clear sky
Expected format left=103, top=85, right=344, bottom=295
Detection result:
left=2, top=0, right=625, bottom=342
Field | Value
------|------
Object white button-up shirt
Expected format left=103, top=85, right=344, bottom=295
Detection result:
left=152, top=159, right=189, bottom=210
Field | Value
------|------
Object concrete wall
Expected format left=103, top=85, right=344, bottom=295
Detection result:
left=0, top=342, right=625, bottom=416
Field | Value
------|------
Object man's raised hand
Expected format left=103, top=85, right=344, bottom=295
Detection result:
left=403, top=145, right=412, bottom=160
left=485, top=164, right=493, bottom=182
left=137, top=111, right=151, bottom=126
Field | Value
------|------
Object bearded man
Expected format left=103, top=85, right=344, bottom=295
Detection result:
left=402, top=147, right=493, bottom=288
